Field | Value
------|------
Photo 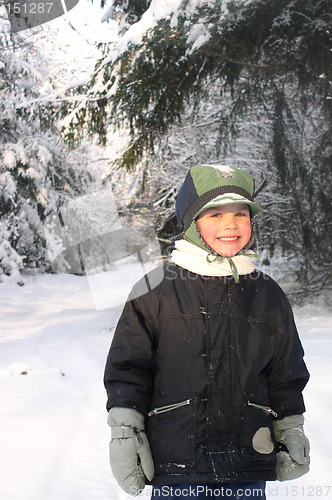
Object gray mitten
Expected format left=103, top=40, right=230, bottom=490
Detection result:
left=273, top=414, right=310, bottom=481
left=108, top=407, right=154, bottom=496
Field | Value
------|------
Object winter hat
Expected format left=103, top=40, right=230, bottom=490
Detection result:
left=176, top=164, right=261, bottom=252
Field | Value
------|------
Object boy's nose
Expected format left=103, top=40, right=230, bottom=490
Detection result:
left=223, top=216, right=238, bottom=229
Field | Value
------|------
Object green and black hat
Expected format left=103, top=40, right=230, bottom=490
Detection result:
left=176, top=164, right=261, bottom=250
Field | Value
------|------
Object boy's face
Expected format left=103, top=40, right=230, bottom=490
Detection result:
left=196, top=203, right=252, bottom=257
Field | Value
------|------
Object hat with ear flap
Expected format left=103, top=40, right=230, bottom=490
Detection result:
left=175, top=164, right=261, bottom=251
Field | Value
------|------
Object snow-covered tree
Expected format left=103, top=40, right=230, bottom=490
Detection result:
left=0, top=15, right=93, bottom=283
left=64, top=0, right=330, bottom=164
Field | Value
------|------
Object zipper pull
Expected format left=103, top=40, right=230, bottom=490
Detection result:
left=247, top=401, right=278, bottom=418
left=133, top=428, right=143, bottom=444
left=148, top=399, right=191, bottom=417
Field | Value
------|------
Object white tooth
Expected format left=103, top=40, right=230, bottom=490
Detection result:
left=220, top=237, right=237, bottom=241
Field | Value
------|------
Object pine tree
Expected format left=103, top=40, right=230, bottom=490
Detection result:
left=67, top=0, right=330, bottom=165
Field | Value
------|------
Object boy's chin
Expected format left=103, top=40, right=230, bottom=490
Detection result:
left=219, top=252, right=239, bottom=258
left=211, top=245, right=243, bottom=258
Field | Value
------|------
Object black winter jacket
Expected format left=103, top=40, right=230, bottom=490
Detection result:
left=104, top=263, right=309, bottom=485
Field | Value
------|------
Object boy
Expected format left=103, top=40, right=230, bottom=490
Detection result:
left=104, top=165, right=310, bottom=499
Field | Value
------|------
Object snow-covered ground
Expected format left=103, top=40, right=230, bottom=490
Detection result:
left=0, top=266, right=331, bottom=500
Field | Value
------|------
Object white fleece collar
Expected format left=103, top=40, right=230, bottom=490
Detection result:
left=170, top=239, right=257, bottom=279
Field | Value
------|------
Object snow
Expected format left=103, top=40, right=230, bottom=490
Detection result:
left=101, top=0, right=258, bottom=62
left=186, top=23, right=211, bottom=54
left=105, top=0, right=209, bottom=63
left=202, top=164, right=235, bottom=175
left=26, top=0, right=117, bottom=103
left=0, top=265, right=331, bottom=500
left=2, top=150, right=17, bottom=170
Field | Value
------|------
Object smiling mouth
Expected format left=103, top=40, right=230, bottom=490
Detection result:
left=218, top=237, right=239, bottom=242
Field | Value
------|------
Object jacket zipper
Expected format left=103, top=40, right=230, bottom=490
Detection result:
left=247, top=401, right=278, bottom=418
left=148, top=399, right=191, bottom=417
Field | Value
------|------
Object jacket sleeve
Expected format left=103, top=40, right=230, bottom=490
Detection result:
left=266, top=290, right=310, bottom=420
left=104, top=292, right=157, bottom=417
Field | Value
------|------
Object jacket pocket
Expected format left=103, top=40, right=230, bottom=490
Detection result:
left=241, top=400, right=276, bottom=460
left=147, top=394, right=197, bottom=469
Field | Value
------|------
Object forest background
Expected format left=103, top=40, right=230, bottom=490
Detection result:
left=0, top=0, right=331, bottom=305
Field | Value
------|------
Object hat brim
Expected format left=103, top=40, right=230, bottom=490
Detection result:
left=195, top=194, right=261, bottom=218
